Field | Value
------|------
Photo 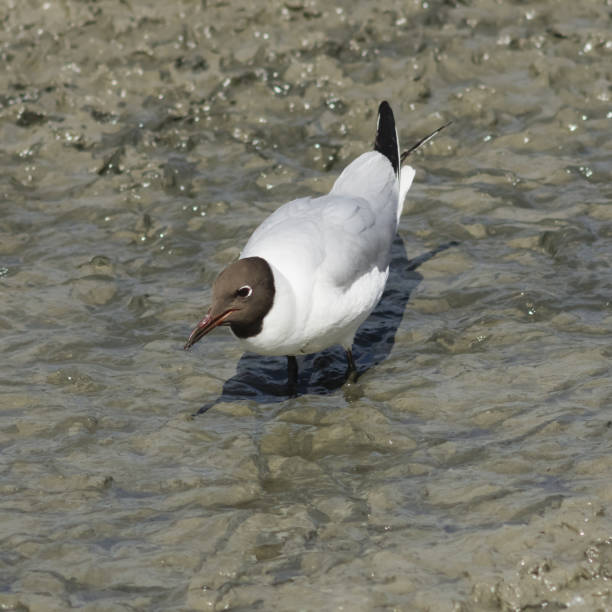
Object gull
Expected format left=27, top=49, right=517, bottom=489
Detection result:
left=185, top=101, right=449, bottom=394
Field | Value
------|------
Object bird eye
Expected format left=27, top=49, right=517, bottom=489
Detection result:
left=236, top=285, right=253, bottom=298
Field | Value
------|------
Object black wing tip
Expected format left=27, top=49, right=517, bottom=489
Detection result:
left=378, top=100, right=393, bottom=116
left=374, top=101, right=399, bottom=176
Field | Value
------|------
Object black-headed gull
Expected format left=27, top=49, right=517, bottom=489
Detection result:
left=185, top=101, right=448, bottom=393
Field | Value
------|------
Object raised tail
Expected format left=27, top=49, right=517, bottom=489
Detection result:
left=332, top=102, right=449, bottom=224
left=374, top=101, right=400, bottom=176
left=375, top=103, right=451, bottom=222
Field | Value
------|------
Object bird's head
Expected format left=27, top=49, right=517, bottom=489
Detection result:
left=184, top=256, right=275, bottom=348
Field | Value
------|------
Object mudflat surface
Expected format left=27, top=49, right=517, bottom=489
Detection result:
left=1, top=1, right=611, bottom=610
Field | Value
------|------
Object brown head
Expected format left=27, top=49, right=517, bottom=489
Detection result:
left=184, top=256, right=275, bottom=349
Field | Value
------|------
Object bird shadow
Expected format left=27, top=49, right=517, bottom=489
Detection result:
left=193, top=236, right=458, bottom=415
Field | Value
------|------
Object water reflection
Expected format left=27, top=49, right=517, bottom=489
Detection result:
left=194, top=236, right=457, bottom=414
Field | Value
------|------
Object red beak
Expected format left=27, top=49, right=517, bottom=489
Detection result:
left=184, top=309, right=236, bottom=350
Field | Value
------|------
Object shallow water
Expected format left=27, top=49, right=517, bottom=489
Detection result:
left=1, top=0, right=611, bottom=610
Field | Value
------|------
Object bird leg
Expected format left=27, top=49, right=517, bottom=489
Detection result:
left=287, top=355, right=298, bottom=397
left=345, top=348, right=358, bottom=383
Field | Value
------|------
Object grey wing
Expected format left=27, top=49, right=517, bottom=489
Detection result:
left=318, top=195, right=395, bottom=288
left=241, top=194, right=395, bottom=289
